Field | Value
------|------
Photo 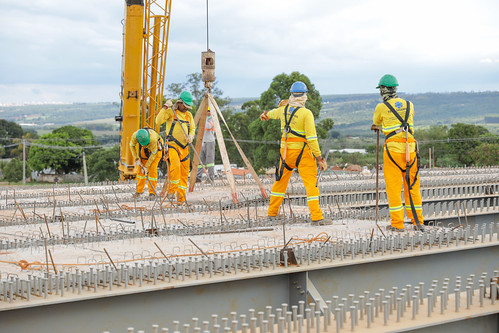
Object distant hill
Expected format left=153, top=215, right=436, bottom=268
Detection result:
left=0, top=102, right=119, bottom=126
left=1, top=91, right=498, bottom=136
left=320, top=91, right=499, bottom=135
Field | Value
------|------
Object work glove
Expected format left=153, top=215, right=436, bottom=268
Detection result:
left=317, top=156, right=328, bottom=171
left=371, top=124, right=381, bottom=132
left=260, top=111, right=269, bottom=121
left=187, top=134, right=194, bottom=143
left=163, top=99, right=173, bottom=108
left=135, top=159, right=147, bottom=174
left=278, top=99, right=289, bottom=107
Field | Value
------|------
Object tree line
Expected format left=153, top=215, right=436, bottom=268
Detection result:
left=0, top=72, right=497, bottom=183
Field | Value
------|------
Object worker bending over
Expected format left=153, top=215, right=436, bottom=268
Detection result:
left=260, top=81, right=332, bottom=226
left=196, top=108, right=216, bottom=183
left=155, top=91, right=196, bottom=203
left=129, top=128, right=164, bottom=196
left=371, top=74, right=424, bottom=232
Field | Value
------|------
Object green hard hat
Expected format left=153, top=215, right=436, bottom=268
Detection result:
left=179, top=91, right=193, bottom=106
left=136, top=129, right=150, bottom=146
left=376, top=74, right=399, bottom=88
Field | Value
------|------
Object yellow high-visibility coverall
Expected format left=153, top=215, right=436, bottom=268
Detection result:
left=155, top=107, right=196, bottom=202
left=373, top=98, right=423, bottom=229
left=129, top=129, right=164, bottom=195
left=267, top=105, right=324, bottom=221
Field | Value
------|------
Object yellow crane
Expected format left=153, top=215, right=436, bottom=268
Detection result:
left=116, top=0, right=172, bottom=180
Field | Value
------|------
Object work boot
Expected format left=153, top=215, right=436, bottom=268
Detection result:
left=267, top=215, right=280, bottom=223
left=195, top=178, right=202, bottom=183
left=166, top=193, right=175, bottom=200
left=311, top=218, right=333, bottom=226
left=319, top=218, right=333, bottom=225
left=386, top=225, right=405, bottom=232
left=406, top=222, right=424, bottom=232
left=149, top=193, right=156, bottom=197
left=134, top=192, right=142, bottom=198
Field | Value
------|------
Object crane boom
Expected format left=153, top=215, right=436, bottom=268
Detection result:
left=116, top=0, right=172, bottom=180
left=141, top=0, right=172, bottom=130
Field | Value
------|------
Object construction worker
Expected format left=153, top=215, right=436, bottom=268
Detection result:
left=260, top=81, right=332, bottom=226
left=371, top=74, right=424, bottom=232
left=129, top=128, right=164, bottom=196
left=155, top=91, right=196, bottom=202
left=196, top=108, right=216, bottom=183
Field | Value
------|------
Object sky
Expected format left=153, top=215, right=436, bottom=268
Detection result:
left=1, top=0, right=499, bottom=104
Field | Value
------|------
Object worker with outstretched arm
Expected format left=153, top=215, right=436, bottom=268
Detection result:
left=155, top=91, right=196, bottom=203
left=196, top=107, right=216, bottom=183
left=260, top=81, right=332, bottom=226
left=371, top=74, right=424, bottom=232
left=129, top=128, right=164, bottom=197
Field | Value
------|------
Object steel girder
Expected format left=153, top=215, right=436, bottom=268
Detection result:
left=0, top=243, right=497, bottom=333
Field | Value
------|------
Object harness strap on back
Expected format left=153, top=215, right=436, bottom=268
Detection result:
left=275, top=105, right=308, bottom=181
left=384, top=101, right=413, bottom=140
left=283, top=105, right=305, bottom=138
left=282, top=105, right=301, bottom=160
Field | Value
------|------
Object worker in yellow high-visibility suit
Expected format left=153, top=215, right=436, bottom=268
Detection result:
left=371, top=74, right=424, bottom=232
left=260, top=81, right=332, bottom=226
left=129, top=128, right=164, bottom=196
left=155, top=91, right=196, bottom=203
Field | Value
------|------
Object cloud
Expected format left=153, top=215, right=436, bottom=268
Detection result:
left=481, top=58, right=499, bottom=63
left=0, top=0, right=122, bottom=86
left=0, top=0, right=498, bottom=103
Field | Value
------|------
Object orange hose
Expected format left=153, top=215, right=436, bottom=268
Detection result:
left=0, top=233, right=332, bottom=269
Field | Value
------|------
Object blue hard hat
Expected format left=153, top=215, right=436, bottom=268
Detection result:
left=290, top=81, right=308, bottom=93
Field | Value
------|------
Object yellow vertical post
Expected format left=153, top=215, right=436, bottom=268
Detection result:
left=142, top=0, right=172, bottom=131
left=147, top=16, right=161, bottom=128
left=118, top=0, right=144, bottom=180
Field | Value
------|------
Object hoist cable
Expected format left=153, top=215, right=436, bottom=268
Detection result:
left=206, top=0, right=209, bottom=50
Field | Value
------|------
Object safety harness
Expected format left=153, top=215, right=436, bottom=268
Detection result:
left=166, top=111, right=191, bottom=162
left=138, top=127, right=164, bottom=161
left=383, top=101, right=424, bottom=232
left=275, top=105, right=307, bottom=181
left=167, top=111, right=191, bottom=149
